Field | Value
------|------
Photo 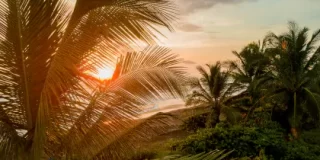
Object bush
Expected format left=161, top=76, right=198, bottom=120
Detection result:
left=171, top=120, right=320, bottom=159
left=181, top=113, right=208, bottom=132
left=281, top=140, right=320, bottom=160
left=213, top=124, right=286, bottom=158
left=243, top=112, right=283, bottom=130
left=301, top=129, right=320, bottom=145
left=171, top=124, right=284, bottom=157
left=169, top=128, right=216, bottom=154
left=172, top=111, right=320, bottom=159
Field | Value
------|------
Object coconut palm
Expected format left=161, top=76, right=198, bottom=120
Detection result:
left=226, top=41, right=271, bottom=119
left=186, top=62, right=241, bottom=127
left=0, top=0, right=186, bottom=159
left=264, top=21, right=320, bottom=138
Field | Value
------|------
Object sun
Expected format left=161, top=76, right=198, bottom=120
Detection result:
left=97, top=67, right=114, bottom=80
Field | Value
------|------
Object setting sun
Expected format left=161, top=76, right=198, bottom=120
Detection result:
left=97, top=67, right=114, bottom=80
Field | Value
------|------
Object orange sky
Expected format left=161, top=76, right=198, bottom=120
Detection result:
left=68, top=0, right=320, bottom=76
left=157, top=0, right=320, bottom=75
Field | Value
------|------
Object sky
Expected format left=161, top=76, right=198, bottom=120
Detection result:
left=156, top=0, right=320, bottom=75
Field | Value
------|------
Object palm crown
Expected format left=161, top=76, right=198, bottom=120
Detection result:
left=226, top=42, right=271, bottom=117
left=186, top=62, right=240, bottom=126
left=0, top=0, right=186, bottom=159
left=264, top=22, right=320, bottom=137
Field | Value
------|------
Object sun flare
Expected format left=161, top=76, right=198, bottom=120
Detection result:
left=97, top=67, right=114, bottom=80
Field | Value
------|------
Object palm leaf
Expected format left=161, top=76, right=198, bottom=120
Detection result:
left=0, top=0, right=180, bottom=159
left=303, top=88, right=320, bottom=122
left=43, top=46, right=186, bottom=158
left=0, top=0, right=71, bottom=158
left=185, top=78, right=213, bottom=106
left=262, top=21, right=320, bottom=131
left=92, top=113, right=182, bottom=160
left=176, top=150, right=233, bottom=160
left=0, top=121, right=26, bottom=159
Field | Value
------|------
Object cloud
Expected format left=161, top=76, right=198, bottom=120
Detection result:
left=183, top=60, right=197, bottom=65
left=176, top=0, right=258, bottom=13
left=177, top=23, right=203, bottom=32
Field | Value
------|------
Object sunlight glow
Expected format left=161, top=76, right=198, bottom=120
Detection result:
left=97, top=67, right=114, bottom=80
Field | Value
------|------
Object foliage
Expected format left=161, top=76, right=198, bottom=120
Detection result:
left=126, top=150, right=157, bottom=160
left=170, top=116, right=320, bottom=159
left=174, top=21, right=320, bottom=160
left=155, top=150, right=233, bottom=160
left=175, top=112, right=284, bottom=157
left=169, top=119, right=284, bottom=158
left=280, top=140, right=320, bottom=160
left=185, top=62, right=242, bottom=127
left=226, top=41, right=270, bottom=119
left=175, top=150, right=233, bottom=160
left=301, top=129, right=320, bottom=145
left=242, top=112, right=283, bottom=131
left=169, top=128, right=216, bottom=154
left=224, top=22, right=320, bottom=136
left=182, top=113, right=209, bottom=132
left=0, top=0, right=185, bottom=159
left=214, top=125, right=286, bottom=158
left=263, top=21, right=320, bottom=134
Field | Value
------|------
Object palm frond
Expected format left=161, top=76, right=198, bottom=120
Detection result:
left=37, top=1, right=177, bottom=158
left=197, top=66, right=210, bottom=83
left=303, top=88, right=320, bottom=122
left=42, top=46, right=186, bottom=158
left=306, top=29, right=320, bottom=52
left=0, top=0, right=71, bottom=158
left=224, top=93, right=250, bottom=106
left=262, top=22, right=320, bottom=129
left=304, top=46, right=320, bottom=71
left=0, top=121, right=26, bottom=159
left=176, top=150, right=233, bottom=160
left=68, top=0, right=177, bottom=34
left=226, top=60, right=246, bottom=78
left=186, top=78, right=213, bottom=106
left=40, top=0, right=179, bottom=113
left=91, top=113, right=182, bottom=160
left=0, top=0, right=179, bottom=158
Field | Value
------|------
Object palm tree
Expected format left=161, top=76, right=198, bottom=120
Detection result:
left=226, top=41, right=270, bottom=119
left=0, top=0, right=186, bottom=159
left=186, top=62, right=241, bottom=127
left=264, top=21, right=320, bottom=138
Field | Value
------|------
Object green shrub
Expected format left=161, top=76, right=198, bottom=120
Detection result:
left=169, top=128, right=216, bottom=154
left=171, top=121, right=320, bottom=159
left=172, top=111, right=320, bottom=159
left=181, top=113, right=208, bottom=132
left=243, top=112, right=283, bottom=130
left=170, top=124, right=283, bottom=157
left=214, top=124, right=287, bottom=158
left=301, top=129, right=320, bottom=145
left=281, top=140, right=320, bottom=160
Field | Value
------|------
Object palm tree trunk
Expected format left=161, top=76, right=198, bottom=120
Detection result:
left=290, top=127, right=298, bottom=139
left=244, top=97, right=254, bottom=122
left=214, top=99, right=221, bottom=124
left=291, top=92, right=298, bottom=139
left=206, top=99, right=220, bottom=128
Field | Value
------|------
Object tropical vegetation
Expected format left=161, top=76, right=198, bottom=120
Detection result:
left=185, top=62, right=242, bottom=128
left=0, top=0, right=319, bottom=159
left=0, top=0, right=186, bottom=159
left=169, top=22, right=320, bottom=160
